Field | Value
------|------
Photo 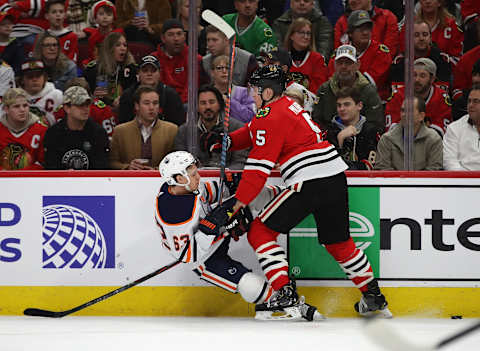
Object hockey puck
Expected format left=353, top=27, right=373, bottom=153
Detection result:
left=451, top=315, right=462, bottom=319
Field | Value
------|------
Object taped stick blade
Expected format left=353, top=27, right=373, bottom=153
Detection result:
left=201, top=10, right=235, bottom=39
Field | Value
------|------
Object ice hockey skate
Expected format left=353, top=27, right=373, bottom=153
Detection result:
left=354, top=281, right=392, bottom=318
left=254, top=281, right=325, bottom=321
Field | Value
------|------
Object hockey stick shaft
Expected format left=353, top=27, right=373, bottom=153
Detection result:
left=436, top=319, right=480, bottom=349
left=24, top=242, right=190, bottom=318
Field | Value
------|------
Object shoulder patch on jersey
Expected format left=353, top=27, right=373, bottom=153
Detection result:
left=379, top=44, right=390, bottom=53
left=288, top=101, right=303, bottom=115
left=256, top=107, right=271, bottom=119
left=94, top=100, right=106, bottom=108
left=264, top=28, right=273, bottom=38
left=443, top=93, right=452, bottom=106
left=54, top=104, right=63, bottom=113
left=86, top=60, right=97, bottom=68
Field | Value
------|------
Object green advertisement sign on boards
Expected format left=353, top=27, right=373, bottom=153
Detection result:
left=288, top=187, right=380, bottom=279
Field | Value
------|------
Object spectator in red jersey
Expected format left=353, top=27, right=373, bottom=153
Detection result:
left=284, top=17, right=328, bottom=94
left=0, top=11, right=23, bottom=74
left=329, top=10, right=392, bottom=101
left=151, top=19, right=202, bottom=104
left=385, top=58, right=452, bottom=136
left=83, top=31, right=137, bottom=108
left=399, top=0, right=463, bottom=63
left=334, top=0, right=399, bottom=56
left=390, top=18, right=452, bottom=91
left=44, top=0, right=78, bottom=63
left=53, top=77, right=117, bottom=139
left=84, top=0, right=123, bottom=62
left=272, top=0, right=333, bottom=61
left=453, top=21, right=480, bottom=98
left=452, top=59, right=480, bottom=121
left=115, top=0, right=172, bottom=45
left=0, top=87, right=47, bottom=170
left=32, top=33, right=77, bottom=91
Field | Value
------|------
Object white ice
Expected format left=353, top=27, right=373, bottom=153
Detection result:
left=0, top=316, right=479, bottom=351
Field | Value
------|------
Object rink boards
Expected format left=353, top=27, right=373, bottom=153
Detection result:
left=0, top=171, right=479, bottom=317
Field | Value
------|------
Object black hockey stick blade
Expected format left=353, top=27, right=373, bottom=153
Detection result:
left=23, top=241, right=190, bottom=318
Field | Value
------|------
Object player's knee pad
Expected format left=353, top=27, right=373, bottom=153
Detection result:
left=238, top=272, right=272, bottom=304
left=247, top=218, right=279, bottom=250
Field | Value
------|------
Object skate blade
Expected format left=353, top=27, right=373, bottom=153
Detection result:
left=311, top=310, right=327, bottom=321
left=255, top=307, right=303, bottom=321
left=359, top=307, right=393, bottom=319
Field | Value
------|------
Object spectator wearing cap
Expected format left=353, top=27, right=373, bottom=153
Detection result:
left=115, top=0, right=172, bottom=44
left=385, top=57, right=452, bottom=136
left=151, top=19, right=202, bottom=103
left=375, top=96, right=443, bottom=171
left=443, top=83, right=480, bottom=171
left=210, top=55, right=255, bottom=123
left=328, top=10, right=392, bottom=101
left=110, top=85, right=178, bottom=170
left=452, top=59, right=480, bottom=121
left=53, top=77, right=118, bottom=140
left=312, top=44, right=384, bottom=131
left=84, top=32, right=137, bottom=108
left=0, top=88, right=47, bottom=170
left=19, top=59, right=63, bottom=127
left=202, top=24, right=258, bottom=87
left=223, top=0, right=278, bottom=59
left=118, top=55, right=184, bottom=126
left=84, top=0, right=124, bottom=62
left=0, top=11, right=24, bottom=74
left=32, top=33, right=77, bottom=92
left=283, top=17, right=328, bottom=94
left=453, top=21, right=480, bottom=98
left=334, top=0, right=399, bottom=56
left=272, top=0, right=333, bottom=61
left=44, top=86, right=110, bottom=169
left=390, top=18, right=452, bottom=91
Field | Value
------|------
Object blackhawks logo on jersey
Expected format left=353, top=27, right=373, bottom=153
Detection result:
left=0, top=143, right=33, bottom=170
left=255, top=107, right=270, bottom=119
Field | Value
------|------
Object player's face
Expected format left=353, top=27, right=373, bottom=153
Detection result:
left=413, top=68, right=433, bottom=95
left=467, top=89, right=480, bottom=122
left=234, top=0, right=258, bottom=17
left=198, top=91, right=220, bottom=122
left=136, top=91, right=160, bottom=124
left=96, top=7, right=114, bottom=27
left=291, top=24, right=312, bottom=51
left=350, top=23, right=372, bottom=48
left=41, top=37, right=60, bottom=61
left=335, top=57, right=358, bottom=82
left=400, top=99, right=424, bottom=126
left=348, top=0, right=371, bottom=11
left=5, top=97, right=29, bottom=125
left=186, top=164, right=200, bottom=191
left=138, top=65, right=160, bottom=86
left=420, top=0, right=441, bottom=14
left=113, top=36, right=128, bottom=62
left=0, top=18, right=13, bottom=37
left=65, top=102, right=91, bottom=122
left=211, top=60, right=229, bottom=85
left=248, top=84, right=263, bottom=109
left=336, top=96, right=362, bottom=124
left=206, top=32, right=228, bottom=56
left=413, top=23, right=431, bottom=52
left=161, top=28, right=186, bottom=56
left=46, top=3, right=65, bottom=29
left=22, top=71, right=46, bottom=95
left=290, top=0, right=314, bottom=16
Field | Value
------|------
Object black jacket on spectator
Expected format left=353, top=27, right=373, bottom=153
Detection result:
left=118, top=82, right=185, bottom=126
left=44, top=117, right=110, bottom=169
left=0, top=38, right=25, bottom=75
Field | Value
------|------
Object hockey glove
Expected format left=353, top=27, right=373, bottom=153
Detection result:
left=225, top=206, right=253, bottom=241
left=200, top=131, right=231, bottom=154
left=198, top=197, right=236, bottom=236
left=224, top=171, right=242, bottom=195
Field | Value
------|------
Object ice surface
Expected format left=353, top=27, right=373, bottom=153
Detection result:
left=0, top=316, right=478, bottom=351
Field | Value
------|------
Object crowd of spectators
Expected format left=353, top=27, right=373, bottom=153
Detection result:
left=0, top=0, right=478, bottom=171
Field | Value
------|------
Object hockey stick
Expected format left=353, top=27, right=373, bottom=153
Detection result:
left=201, top=10, right=236, bottom=204
left=24, top=241, right=190, bottom=318
left=364, top=317, right=480, bottom=350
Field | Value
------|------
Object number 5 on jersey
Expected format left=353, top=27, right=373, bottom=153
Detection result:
left=256, top=130, right=266, bottom=146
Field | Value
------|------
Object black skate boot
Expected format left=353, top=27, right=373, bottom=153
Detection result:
left=354, top=280, right=392, bottom=318
left=254, top=281, right=302, bottom=320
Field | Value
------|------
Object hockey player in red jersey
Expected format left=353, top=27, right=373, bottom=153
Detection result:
left=202, top=65, right=391, bottom=318
left=0, top=87, right=47, bottom=170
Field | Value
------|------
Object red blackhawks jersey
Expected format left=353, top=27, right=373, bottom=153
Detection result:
left=461, top=0, right=478, bottom=23
left=452, top=45, right=480, bottom=97
left=0, top=119, right=47, bottom=170
left=46, top=28, right=78, bottom=62
left=328, top=40, right=392, bottom=100
left=229, top=96, right=347, bottom=205
left=290, top=51, right=328, bottom=94
left=385, top=85, right=452, bottom=136
left=54, top=99, right=117, bottom=139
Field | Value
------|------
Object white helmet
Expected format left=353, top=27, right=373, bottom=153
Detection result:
left=159, top=151, right=197, bottom=187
